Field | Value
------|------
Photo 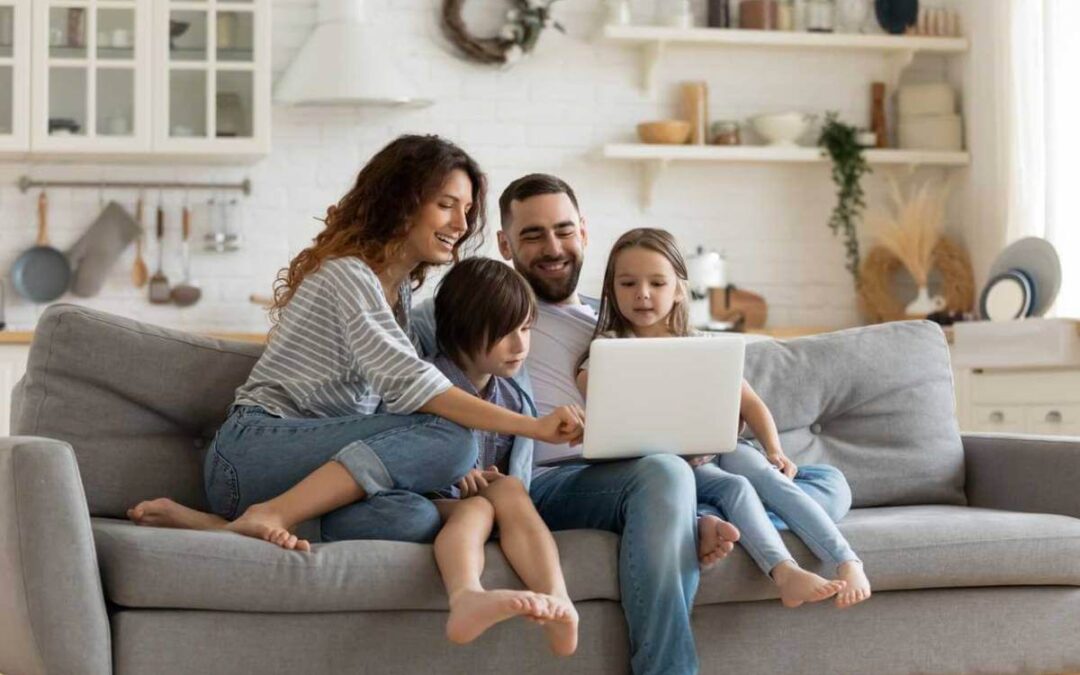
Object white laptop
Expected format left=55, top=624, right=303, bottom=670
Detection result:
left=538, top=336, right=745, bottom=466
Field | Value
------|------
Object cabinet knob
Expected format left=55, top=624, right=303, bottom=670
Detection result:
left=989, top=411, right=1005, bottom=423
left=1045, top=410, right=1063, bottom=424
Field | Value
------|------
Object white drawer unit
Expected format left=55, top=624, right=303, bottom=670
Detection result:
left=956, top=366, right=1080, bottom=437
left=969, top=405, right=1028, bottom=434
left=0, top=344, right=30, bottom=436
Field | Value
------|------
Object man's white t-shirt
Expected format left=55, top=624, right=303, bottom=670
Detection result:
left=527, top=299, right=598, bottom=476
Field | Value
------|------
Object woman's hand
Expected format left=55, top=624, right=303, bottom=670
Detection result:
left=530, top=405, right=585, bottom=445
left=767, top=449, right=798, bottom=479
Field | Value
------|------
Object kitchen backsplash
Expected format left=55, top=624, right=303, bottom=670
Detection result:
left=0, top=0, right=963, bottom=333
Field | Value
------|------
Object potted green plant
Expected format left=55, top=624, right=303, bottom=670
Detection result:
left=818, top=112, right=871, bottom=285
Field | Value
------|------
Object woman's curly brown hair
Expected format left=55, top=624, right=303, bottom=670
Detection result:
left=269, top=134, right=488, bottom=323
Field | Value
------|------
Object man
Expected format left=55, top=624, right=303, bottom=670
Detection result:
left=493, top=174, right=853, bottom=675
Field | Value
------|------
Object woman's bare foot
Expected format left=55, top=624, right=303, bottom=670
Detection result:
left=699, top=515, right=741, bottom=568
left=772, top=561, right=846, bottom=608
left=542, top=595, right=579, bottom=656
left=225, top=502, right=311, bottom=552
left=835, top=560, right=871, bottom=608
left=127, top=498, right=228, bottom=531
left=446, top=589, right=552, bottom=644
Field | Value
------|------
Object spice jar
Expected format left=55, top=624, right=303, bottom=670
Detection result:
left=711, top=121, right=742, bottom=145
left=740, top=0, right=778, bottom=30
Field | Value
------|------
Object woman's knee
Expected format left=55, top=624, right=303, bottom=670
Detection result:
left=321, top=495, right=443, bottom=543
left=427, top=418, right=480, bottom=486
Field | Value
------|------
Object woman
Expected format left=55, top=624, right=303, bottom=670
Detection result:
left=128, top=135, right=584, bottom=551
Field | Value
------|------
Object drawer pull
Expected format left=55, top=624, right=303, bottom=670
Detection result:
left=1045, top=410, right=1063, bottom=423
left=990, top=411, right=1005, bottom=423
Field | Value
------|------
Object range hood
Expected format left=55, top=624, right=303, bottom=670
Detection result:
left=274, top=0, right=432, bottom=107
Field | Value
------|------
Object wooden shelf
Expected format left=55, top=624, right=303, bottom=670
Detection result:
left=601, top=24, right=969, bottom=94
left=603, top=143, right=970, bottom=208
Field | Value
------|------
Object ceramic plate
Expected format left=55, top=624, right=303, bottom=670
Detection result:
left=987, top=237, right=1062, bottom=317
left=875, top=0, right=919, bottom=34
left=979, top=271, right=1032, bottom=321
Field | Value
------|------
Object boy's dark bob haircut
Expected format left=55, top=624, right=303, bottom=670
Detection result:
left=435, top=257, right=537, bottom=365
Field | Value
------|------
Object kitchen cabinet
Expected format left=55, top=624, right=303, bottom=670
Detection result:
left=956, top=367, right=1080, bottom=436
left=16, top=0, right=269, bottom=161
left=0, top=0, right=30, bottom=152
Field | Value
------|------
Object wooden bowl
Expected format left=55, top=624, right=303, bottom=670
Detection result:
left=637, top=120, right=692, bottom=145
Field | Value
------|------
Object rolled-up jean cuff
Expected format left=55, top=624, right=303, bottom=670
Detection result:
left=334, top=439, right=393, bottom=495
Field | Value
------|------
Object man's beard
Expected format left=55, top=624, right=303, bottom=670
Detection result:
left=515, top=255, right=583, bottom=304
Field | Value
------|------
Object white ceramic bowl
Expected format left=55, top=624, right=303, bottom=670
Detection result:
left=750, top=112, right=811, bottom=146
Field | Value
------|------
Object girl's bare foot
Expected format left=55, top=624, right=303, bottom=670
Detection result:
left=772, top=561, right=846, bottom=608
left=127, top=498, right=228, bottom=531
left=542, top=595, right=579, bottom=656
left=835, top=560, right=871, bottom=608
left=225, top=502, right=311, bottom=552
left=446, top=589, right=551, bottom=644
left=699, top=515, right=741, bottom=568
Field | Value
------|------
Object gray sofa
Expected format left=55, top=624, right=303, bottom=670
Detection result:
left=2, top=304, right=1079, bottom=675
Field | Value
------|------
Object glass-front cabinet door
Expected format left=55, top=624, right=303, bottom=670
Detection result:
left=155, top=0, right=269, bottom=156
left=0, top=0, right=29, bottom=152
left=30, top=0, right=151, bottom=152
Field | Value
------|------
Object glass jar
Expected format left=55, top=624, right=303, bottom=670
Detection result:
left=806, top=0, right=835, bottom=32
left=777, top=0, right=795, bottom=30
left=656, top=0, right=694, bottom=28
left=711, top=120, right=742, bottom=145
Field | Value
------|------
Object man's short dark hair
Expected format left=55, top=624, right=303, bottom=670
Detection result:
left=498, top=173, right=580, bottom=230
left=434, top=257, right=537, bottom=366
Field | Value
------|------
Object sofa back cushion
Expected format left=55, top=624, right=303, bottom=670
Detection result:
left=744, top=320, right=965, bottom=507
left=11, top=305, right=262, bottom=518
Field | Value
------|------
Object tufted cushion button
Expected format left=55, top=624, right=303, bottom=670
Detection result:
left=810, top=423, right=823, bottom=435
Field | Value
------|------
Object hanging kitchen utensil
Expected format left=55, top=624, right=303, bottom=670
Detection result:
left=0, top=280, right=6, bottom=331
left=132, top=196, right=148, bottom=288
left=10, top=192, right=72, bottom=303
left=67, top=201, right=141, bottom=297
left=148, top=196, right=171, bottom=304
left=171, top=201, right=202, bottom=307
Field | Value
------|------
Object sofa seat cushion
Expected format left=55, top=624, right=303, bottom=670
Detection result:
left=697, top=505, right=1080, bottom=605
left=92, top=519, right=619, bottom=612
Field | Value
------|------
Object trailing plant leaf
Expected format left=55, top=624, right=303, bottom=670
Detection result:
left=818, top=112, right=871, bottom=285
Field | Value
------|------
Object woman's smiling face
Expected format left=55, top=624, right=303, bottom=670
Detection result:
left=402, top=169, right=474, bottom=266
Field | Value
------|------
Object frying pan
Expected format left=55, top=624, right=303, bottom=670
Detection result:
left=11, top=192, right=72, bottom=303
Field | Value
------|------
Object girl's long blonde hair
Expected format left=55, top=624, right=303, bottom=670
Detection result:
left=579, top=228, right=691, bottom=367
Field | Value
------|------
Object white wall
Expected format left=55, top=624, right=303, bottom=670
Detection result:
left=0, top=0, right=969, bottom=333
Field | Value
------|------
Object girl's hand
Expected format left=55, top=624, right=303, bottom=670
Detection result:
left=685, top=455, right=716, bottom=468
left=767, top=450, right=797, bottom=479
left=531, top=405, right=585, bottom=445
left=457, top=468, right=490, bottom=498
left=480, top=465, right=503, bottom=483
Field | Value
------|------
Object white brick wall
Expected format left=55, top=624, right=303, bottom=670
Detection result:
left=0, top=0, right=967, bottom=333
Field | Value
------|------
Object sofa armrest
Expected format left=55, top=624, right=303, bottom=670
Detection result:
left=0, top=436, right=111, bottom=675
left=964, top=432, right=1080, bottom=518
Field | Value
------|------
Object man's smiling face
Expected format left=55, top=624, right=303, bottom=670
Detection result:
left=497, top=192, right=588, bottom=304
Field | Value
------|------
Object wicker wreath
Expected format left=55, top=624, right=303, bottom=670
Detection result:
left=441, top=0, right=563, bottom=66
left=858, top=236, right=975, bottom=323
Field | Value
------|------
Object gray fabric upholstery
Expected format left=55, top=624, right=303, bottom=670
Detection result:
left=96, top=505, right=1080, bottom=613
left=745, top=321, right=965, bottom=507
left=11, top=304, right=263, bottom=518
left=964, top=432, right=1080, bottom=518
left=112, top=604, right=630, bottom=675
left=94, top=520, right=618, bottom=611
left=0, top=437, right=111, bottom=675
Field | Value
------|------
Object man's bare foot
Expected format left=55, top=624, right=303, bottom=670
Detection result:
left=446, top=589, right=552, bottom=644
left=835, top=560, right=871, bottom=608
left=127, top=498, right=228, bottom=531
left=772, top=561, right=846, bottom=608
left=542, top=595, right=579, bottom=656
left=699, top=515, right=741, bottom=568
left=225, top=502, right=311, bottom=552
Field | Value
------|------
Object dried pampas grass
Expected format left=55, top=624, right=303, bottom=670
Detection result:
left=865, top=177, right=952, bottom=287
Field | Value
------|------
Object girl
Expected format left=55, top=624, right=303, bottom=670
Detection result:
left=126, top=134, right=583, bottom=556
left=427, top=257, right=577, bottom=655
left=574, top=228, right=871, bottom=610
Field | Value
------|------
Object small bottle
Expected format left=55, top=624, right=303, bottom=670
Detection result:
left=777, top=0, right=795, bottom=30
left=707, top=0, right=731, bottom=28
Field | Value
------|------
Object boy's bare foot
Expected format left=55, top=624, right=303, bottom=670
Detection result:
left=835, top=560, right=871, bottom=608
left=226, top=502, right=311, bottom=552
left=542, top=595, right=579, bottom=656
left=127, top=498, right=228, bottom=531
left=772, top=561, right=846, bottom=608
left=446, top=589, right=551, bottom=644
left=699, top=515, right=741, bottom=568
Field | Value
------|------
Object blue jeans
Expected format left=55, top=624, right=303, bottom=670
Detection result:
left=204, top=405, right=478, bottom=542
left=530, top=455, right=700, bottom=675
left=696, top=443, right=858, bottom=576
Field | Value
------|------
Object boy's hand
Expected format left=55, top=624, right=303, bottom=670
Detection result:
left=480, top=465, right=503, bottom=483
left=685, top=455, right=716, bottom=468
left=457, top=469, right=490, bottom=498
left=532, top=405, right=585, bottom=446
left=767, top=450, right=797, bottom=479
